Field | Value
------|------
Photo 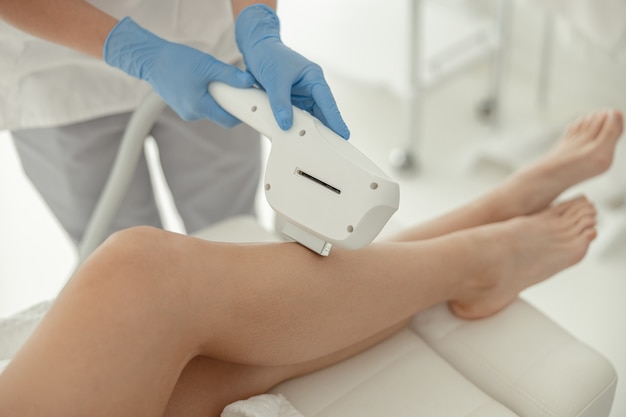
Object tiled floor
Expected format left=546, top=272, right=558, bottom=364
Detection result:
left=1, top=1, right=625, bottom=415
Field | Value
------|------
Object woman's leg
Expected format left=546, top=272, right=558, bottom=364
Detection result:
left=161, top=107, right=625, bottom=416
left=163, top=323, right=410, bottom=417
left=389, top=109, right=622, bottom=241
left=0, top=109, right=619, bottom=416
left=0, top=109, right=619, bottom=417
left=0, top=195, right=597, bottom=417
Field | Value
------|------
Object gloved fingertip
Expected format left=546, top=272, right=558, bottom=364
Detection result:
left=339, top=122, right=351, bottom=140
left=329, top=119, right=350, bottom=140
left=227, top=71, right=254, bottom=88
left=278, top=120, right=292, bottom=131
left=339, top=127, right=350, bottom=140
left=200, top=95, right=242, bottom=128
left=212, top=113, right=241, bottom=128
left=239, top=71, right=256, bottom=87
left=276, top=108, right=293, bottom=131
left=222, top=118, right=242, bottom=128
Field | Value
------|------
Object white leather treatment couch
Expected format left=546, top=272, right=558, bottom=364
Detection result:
left=196, top=215, right=618, bottom=417
left=0, top=214, right=617, bottom=417
left=1, top=92, right=616, bottom=416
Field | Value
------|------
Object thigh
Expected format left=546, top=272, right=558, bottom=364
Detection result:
left=11, top=114, right=161, bottom=246
left=152, top=108, right=262, bottom=234
left=163, top=320, right=409, bottom=417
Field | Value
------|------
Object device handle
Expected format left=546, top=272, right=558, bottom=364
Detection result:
left=208, top=82, right=283, bottom=141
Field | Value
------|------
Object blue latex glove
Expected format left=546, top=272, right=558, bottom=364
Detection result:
left=104, top=17, right=255, bottom=127
left=235, top=5, right=350, bottom=139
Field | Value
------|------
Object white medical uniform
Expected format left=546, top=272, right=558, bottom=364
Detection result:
left=1, top=0, right=261, bottom=245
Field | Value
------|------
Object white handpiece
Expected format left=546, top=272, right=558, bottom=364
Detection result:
left=208, top=82, right=400, bottom=255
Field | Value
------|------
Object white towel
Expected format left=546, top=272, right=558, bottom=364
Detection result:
left=222, top=394, right=305, bottom=417
left=0, top=300, right=53, bottom=374
left=0, top=300, right=52, bottom=361
left=0, top=359, right=8, bottom=373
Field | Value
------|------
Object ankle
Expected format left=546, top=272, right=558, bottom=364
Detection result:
left=451, top=226, right=506, bottom=297
left=498, top=169, right=553, bottom=217
left=478, top=182, right=521, bottom=222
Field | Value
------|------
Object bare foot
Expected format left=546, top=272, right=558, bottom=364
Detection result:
left=494, top=109, right=623, bottom=219
left=449, top=196, right=597, bottom=319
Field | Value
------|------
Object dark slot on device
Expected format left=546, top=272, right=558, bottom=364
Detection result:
left=296, top=169, right=341, bottom=194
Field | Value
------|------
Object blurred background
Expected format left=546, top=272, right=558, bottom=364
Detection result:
left=1, top=0, right=625, bottom=415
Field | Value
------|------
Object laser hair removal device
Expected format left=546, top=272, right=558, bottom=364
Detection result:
left=209, top=82, right=400, bottom=256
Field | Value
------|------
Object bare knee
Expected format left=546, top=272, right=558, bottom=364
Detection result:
left=99, top=225, right=172, bottom=262
left=87, top=225, right=172, bottom=271
left=71, top=226, right=187, bottom=309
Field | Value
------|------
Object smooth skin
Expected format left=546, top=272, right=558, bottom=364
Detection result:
left=0, top=109, right=622, bottom=417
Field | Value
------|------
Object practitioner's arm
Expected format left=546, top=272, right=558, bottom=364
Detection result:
left=0, top=0, right=256, bottom=126
left=0, top=0, right=278, bottom=58
left=0, top=0, right=116, bottom=58
left=231, top=0, right=276, bottom=17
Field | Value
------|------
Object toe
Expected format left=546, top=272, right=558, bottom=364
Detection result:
left=585, top=110, right=609, bottom=139
left=579, top=114, right=594, bottom=130
left=553, top=195, right=587, bottom=215
left=565, top=116, right=585, bottom=136
left=569, top=197, right=596, bottom=219
left=575, top=213, right=596, bottom=232
left=598, top=109, right=624, bottom=143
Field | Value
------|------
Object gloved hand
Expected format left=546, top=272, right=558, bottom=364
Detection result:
left=103, top=17, right=255, bottom=127
left=235, top=5, right=350, bottom=139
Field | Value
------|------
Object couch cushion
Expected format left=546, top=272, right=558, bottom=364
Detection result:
left=272, top=327, right=518, bottom=417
